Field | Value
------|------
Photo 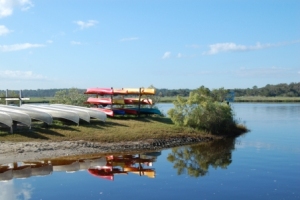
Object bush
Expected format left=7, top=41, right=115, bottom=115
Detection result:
left=168, top=86, right=236, bottom=134
left=50, top=88, right=87, bottom=106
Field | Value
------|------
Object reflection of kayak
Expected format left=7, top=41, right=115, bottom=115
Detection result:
left=88, top=166, right=114, bottom=181
left=123, top=167, right=155, bottom=178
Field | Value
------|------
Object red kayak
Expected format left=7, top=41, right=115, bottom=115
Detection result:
left=91, top=107, right=114, bottom=117
left=86, top=97, right=152, bottom=105
left=84, top=88, right=128, bottom=95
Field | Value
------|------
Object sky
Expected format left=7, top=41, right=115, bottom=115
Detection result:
left=0, top=0, right=299, bottom=90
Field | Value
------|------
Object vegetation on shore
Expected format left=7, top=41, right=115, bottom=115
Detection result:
left=0, top=85, right=251, bottom=144
left=0, top=117, right=223, bottom=142
left=168, top=86, right=244, bottom=135
left=1, top=82, right=299, bottom=104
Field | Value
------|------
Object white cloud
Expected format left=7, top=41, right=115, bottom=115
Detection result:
left=0, top=43, right=44, bottom=52
left=120, top=37, right=139, bottom=42
left=0, top=0, right=33, bottom=18
left=0, top=181, right=33, bottom=200
left=70, top=41, right=82, bottom=45
left=162, top=51, right=171, bottom=59
left=177, top=53, right=182, bottom=58
left=0, top=25, right=12, bottom=36
left=203, top=40, right=300, bottom=55
left=0, top=70, right=48, bottom=80
left=46, top=40, right=53, bottom=44
left=74, top=20, right=98, bottom=29
left=235, top=66, right=292, bottom=77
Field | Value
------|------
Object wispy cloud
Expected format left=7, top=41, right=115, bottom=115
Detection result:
left=70, top=41, right=82, bottom=45
left=46, top=40, right=53, bottom=44
left=162, top=51, right=171, bottom=59
left=120, top=37, right=139, bottom=42
left=0, top=0, right=34, bottom=18
left=0, top=43, right=44, bottom=52
left=235, top=66, right=294, bottom=77
left=74, top=20, right=98, bottom=29
left=177, top=53, right=182, bottom=58
left=0, top=25, right=12, bottom=36
left=203, top=40, right=300, bottom=55
left=0, top=70, right=48, bottom=80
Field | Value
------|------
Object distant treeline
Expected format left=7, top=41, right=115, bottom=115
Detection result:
left=1, top=82, right=299, bottom=97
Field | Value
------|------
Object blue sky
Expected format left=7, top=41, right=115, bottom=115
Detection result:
left=0, top=0, right=299, bottom=90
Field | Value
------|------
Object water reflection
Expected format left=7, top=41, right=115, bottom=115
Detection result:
left=167, top=138, right=235, bottom=177
left=0, top=152, right=160, bottom=182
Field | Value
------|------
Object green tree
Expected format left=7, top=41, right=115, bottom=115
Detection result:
left=50, top=88, right=87, bottom=106
left=168, top=86, right=236, bottom=134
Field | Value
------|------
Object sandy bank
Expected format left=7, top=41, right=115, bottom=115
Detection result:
left=0, top=136, right=213, bottom=164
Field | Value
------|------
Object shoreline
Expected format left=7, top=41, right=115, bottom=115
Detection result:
left=0, top=136, right=214, bottom=164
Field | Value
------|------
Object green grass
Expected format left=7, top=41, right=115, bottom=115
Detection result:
left=0, top=116, right=248, bottom=143
left=0, top=116, right=223, bottom=143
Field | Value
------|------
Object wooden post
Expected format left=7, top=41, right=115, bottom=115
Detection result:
left=19, top=90, right=22, bottom=106
left=111, top=87, right=114, bottom=111
left=6, top=89, right=8, bottom=105
left=138, top=87, right=141, bottom=117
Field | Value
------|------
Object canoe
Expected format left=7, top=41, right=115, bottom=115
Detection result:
left=128, top=108, right=161, bottom=115
left=86, top=97, right=152, bottom=105
left=123, top=88, right=156, bottom=95
left=0, top=109, right=31, bottom=127
left=34, top=104, right=90, bottom=123
left=85, top=97, right=125, bottom=105
left=84, top=88, right=155, bottom=95
left=124, top=98, right=153, bottom=105
left=84, top=88, right=112, bottom=95
left=50, top=104, right=107, bottom=122
left=0, top=105, right=53, bottom=125
left=37, top=104, right=90, bottom=123
left=0, top=111, right=13, bottom=130
left=91, top=107, right=114, bottom=117
left=113, top=108, right=138, bottom=115
left=84, top=88, right=128, bottom=95
left=21, top=105, right=80, bottom=125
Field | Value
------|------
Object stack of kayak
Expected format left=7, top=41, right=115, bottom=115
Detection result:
left=84, top=87, right=161, bottom=117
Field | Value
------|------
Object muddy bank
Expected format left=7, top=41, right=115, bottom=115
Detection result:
left=0, top=136, right=213, bottom=164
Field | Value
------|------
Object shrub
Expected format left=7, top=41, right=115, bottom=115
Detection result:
left=168, top=86, right=236, bottom=134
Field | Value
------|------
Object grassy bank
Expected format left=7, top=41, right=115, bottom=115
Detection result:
left=0, top=116, right=247, bottom=143
left=234, top=96, right=300, bottom=102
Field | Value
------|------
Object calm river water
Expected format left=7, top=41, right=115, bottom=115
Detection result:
left=0, top=103, right=299, bottom=200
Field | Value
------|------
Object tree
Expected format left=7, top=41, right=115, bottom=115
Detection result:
left=168, top=86, right=236, bottom=134
left=50, top=88, right=87, bottom=106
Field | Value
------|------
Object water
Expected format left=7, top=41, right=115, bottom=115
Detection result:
left=0, top=103, right=299, bottom=200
